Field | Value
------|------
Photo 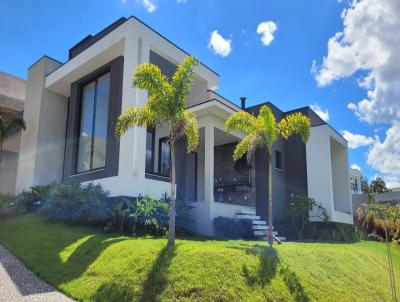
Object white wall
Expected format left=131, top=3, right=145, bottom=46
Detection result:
left=15, top=57, right=68, bottom=193
left=306, top=124, right=353, bottom=224
left=0, top=151, right=19, bottom=194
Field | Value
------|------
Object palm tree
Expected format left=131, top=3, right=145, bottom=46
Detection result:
left=226, top=105, right=310, bottom=247
left=116, top=56, right=199, bottom=246
left=0, top=114, right=26, bottom=166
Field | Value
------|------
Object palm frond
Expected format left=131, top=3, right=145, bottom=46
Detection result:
left=182, top=111, right=199, bottom=153
left=132, top=63, right=172, bottom=103
left=3, top=115, right=26, bottom=135
left=233, top=134, right=259, bottom=162
left=171, top=56, right=199, bottom=113
left=258, top=105, right=277, bottom=150
left=277, top=112, right=311, bottom=143
left=115, top=105, right=157, bottom=137
left=226, top=111, right=258, bottom=135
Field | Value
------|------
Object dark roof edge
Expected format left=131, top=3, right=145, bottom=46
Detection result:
left=28, top=55, right=64, bottom=71
left=187, top=98, right=239, bottom=113
left=44, top=16, right=219, bottom=79
left=288, top=105, right=347, bottom=143
left=129, top=16, right=219, bottom=76
left=207, top=90, right=240, bottom=110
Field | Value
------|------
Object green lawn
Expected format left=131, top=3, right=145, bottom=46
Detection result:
left=0, top=215, right=399, bottom=302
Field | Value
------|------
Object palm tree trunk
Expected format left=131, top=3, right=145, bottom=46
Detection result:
left=0, top=137, right=3, bottom=168
left=167, top=143, right=176, bottom=246
left=267, top=150, right=273, bottom=248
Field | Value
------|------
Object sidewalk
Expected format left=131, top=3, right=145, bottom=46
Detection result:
left=0, top=244, right=74, bottom=302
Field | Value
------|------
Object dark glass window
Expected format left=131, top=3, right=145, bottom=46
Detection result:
left=146, top=127, right=155, bottom=173
left=77, top=73, right=110, bottom=173
left=275, top=150, right=283, bottom=170
left=350, top=177, right=358, bottom=194
left=159, top=137, right=171, bottom=177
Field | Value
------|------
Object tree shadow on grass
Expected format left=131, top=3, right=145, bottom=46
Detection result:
left=280, top=266, right=309, bottom=302
left=92, top=275, right=136, bottom=302
left=230, top=245, right=280, bottom=287
left=138, top=244, right=177, bottom=302
left=228, top=244, right=309, bottom=301
left=54, top=235, right=127, bottom=286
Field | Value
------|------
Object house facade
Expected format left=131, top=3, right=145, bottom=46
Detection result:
left=349, top=168, right=362, bottom=195
left=13, top=17, right=353, bottom=236
left=0, top=72, right=25, bottom=194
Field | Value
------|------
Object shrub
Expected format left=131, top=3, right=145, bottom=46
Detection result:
left=275, top=218, right=359, bottom=242
left=108, top=194, right=193, bottom=236
left=19, top=184, right=53, bottom=212
left=0, top=193, right=19, bottom=215
left=287, top=194, right=329, bottom=240
left=307, top=222, right=359, bottom=242
left=213, top=216, right=252, bottom=239
left=357, top=202, right=400, bottom=244
left=39, top=180, right=110, bottom=225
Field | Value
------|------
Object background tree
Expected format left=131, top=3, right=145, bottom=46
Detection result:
left=370, top=177, right=388, bottom=193
left=0, top=114, right=26, bottom=165
left=116, top=56, right=199, bottom=247
left=225, top=105, right=310, bottom=247
left=360, top=175, right=370, bottom=194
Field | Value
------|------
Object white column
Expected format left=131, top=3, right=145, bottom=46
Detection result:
left=132, top=39, right=150, bottom=178
left=118, top=30, right=138, bottom=178
left=204, top=124, right=215, bottom=234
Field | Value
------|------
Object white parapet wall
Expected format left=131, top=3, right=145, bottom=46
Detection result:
left=306, top=124, right=353, bottom=224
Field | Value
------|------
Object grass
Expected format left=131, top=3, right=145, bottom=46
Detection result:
left=0, top=214, right=399, bottom=302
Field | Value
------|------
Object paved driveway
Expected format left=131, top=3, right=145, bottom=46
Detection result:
left=0, top=244, right=74, bottom=302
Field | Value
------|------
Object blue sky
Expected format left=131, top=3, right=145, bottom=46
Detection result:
left=1, top=0, right=397, bottom=186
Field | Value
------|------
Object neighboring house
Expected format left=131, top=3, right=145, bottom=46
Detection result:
left=14, top=17, right=353, bottom=237
left=0, top=72, right=25, bottom=194
left=349, top=168, right=362, bottom=195
left=352, top=191, right=400, bottom=217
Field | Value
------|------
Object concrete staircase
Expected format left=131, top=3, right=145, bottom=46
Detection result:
left=235, top=209, right=286, bottom=242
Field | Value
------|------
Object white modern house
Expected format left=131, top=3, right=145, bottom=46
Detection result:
left=11, top=17, right=353, bottom=237
left=349, top=168, right=362, bottom=195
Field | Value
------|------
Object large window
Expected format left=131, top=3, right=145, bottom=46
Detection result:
left=77, top=72, right=110, bottom=173
left=145, top=127, right=155, bottom=173
left=275, top=150, right=283, bottom=170
left=159, top=137, right=171, bottom=177
left=350, top=177, right=358, bottom=194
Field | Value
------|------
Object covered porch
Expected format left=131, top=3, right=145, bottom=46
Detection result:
left=185, top=97, right=257, bottom=235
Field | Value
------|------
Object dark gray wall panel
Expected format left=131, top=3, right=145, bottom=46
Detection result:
left=63, top=56, right=124, bottom=183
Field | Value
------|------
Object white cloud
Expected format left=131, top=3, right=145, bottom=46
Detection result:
left=340, top=130, right=375, bottom=149
left=367, top=124, right=400, bottom=177
left=316, top=0, right=400, bottom=185
left=351, top=163, right=361, bottom=171
left=140, top=0, right=157, bottom=13
left=256, top=21, right=277, bottom=46
left=310, top=103, right=330, bottom=122
left=313, top=0, right=400, bottom=124
left=208, top=30, right=232, bottom=57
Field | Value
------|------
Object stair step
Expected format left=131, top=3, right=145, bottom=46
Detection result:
left=236, top=214, right=260, bottom=220
left=252, top=220, right=267, bottom=225
left=261, top=236, right=286, bottom=242
left=254, top=230, right=278, bottom=236
left=252, top=225, right=274, bottom=230
left=236, top=209, right=256, bottom=215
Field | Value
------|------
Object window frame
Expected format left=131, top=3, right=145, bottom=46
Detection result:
left=145, top=127, right=156, bottom=173
left=158, top=136, right=171, bottom=177
left=75, top=71, right=111, bottom=174
left=63, top=56, right=123, bottom=183
left=275, top=150, right=284, bottom=171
